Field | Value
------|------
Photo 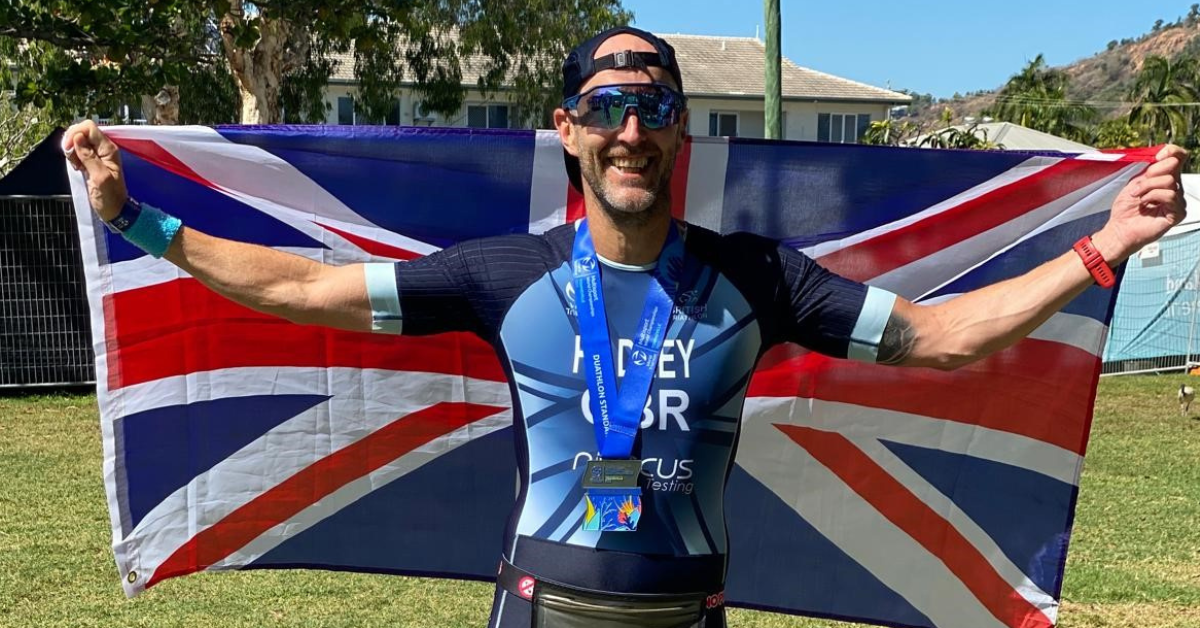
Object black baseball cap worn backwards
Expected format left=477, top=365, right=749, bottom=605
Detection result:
left=561, top=26, right=686, bottom=192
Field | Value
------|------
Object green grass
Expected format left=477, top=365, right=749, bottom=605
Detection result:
left=1, top=376, right=1197, bottom=627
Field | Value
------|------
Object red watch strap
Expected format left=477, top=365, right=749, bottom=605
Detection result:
left=1073, top=236, right=1116, bottom=288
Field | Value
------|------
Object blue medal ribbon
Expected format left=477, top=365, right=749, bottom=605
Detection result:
left=572, top=218, right=684, bottom=459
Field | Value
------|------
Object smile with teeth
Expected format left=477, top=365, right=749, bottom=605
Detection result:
left=609, top=156, right=649, bottom=172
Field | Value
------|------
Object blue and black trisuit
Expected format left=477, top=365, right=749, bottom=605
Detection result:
left=364, top=221, right=896, bottom=628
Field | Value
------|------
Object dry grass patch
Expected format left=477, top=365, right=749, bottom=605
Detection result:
left=1058, top=601, right=1200, bottom=628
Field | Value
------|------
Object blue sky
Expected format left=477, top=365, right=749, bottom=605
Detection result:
left=623, top=0, right=1197, bottom=98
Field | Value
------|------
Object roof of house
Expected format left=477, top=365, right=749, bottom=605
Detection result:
left=661, top=34, right=908, bottom=103
left=912, top=121, right=1096, bottom=153
left=328, top=33, right=910, bottom=104
left=1169, top=173, right=1200, bottom=236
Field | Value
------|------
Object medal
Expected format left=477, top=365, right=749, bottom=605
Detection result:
left=581, top=459, right=642, bottom=532
left=572, top=219, right=686, bottom=533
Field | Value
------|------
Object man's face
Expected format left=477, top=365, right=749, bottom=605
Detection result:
left=555, top=35, right=689, bottom=220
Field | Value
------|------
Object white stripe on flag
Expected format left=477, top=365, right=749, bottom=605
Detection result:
left=742, top=396, right=1084, bottom=486
left=529, top=130, right=570, bottom=234
left=683, top=136, right=729, bottom=231
left=846, top=435, right=1058, bottom=618
left=801, top=156, right=1060, bottom=260
left=110, top=367, right=511, bottom=596
left=734, top=414, right=1012, bottom=628
left=873, top=162, right=1140, bottom=299
left=209, top=409, right=513, bottom=573
left=104, top=125, right=384, bottom=230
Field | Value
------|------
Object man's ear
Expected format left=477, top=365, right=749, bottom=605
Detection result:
left=553, top=109, right=579, bottom=157
left=678, top=109, right=690, bottom=143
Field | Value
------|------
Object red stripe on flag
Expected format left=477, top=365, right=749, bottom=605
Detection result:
left=114, top=138, right=218, bottom=191
left=566, top=184, right=586, bottom=222
left=146, top=401, right=504, bottom=589
left=816, top=159, right=1125, bottom=282
left=105, top=279, right=506, bottom=390
left=748, top=338, right=1096, bottom=454
left=777, top=425, right=1054, bottom=628
left=316, top=222, right=423, bottom=261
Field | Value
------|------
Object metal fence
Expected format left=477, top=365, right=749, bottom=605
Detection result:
left=0, top=195, right=95, bottom=387
left=1101, top=232, right=1200, bottom=376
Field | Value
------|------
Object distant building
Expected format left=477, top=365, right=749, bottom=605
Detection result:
left=911, top=121, right=1095, bottom=153
left=323, top=33, right=911, bottom=142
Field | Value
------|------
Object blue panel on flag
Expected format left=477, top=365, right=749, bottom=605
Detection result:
left=118, top=394, right=330, bottom=533
left=215, top=126, right=538, bottom=248
left=923, top=213, right=1113, bottom=322
left=721, top=140, right=1031, bottom=246
left=724, top=467, right=934, bottom=627
left=881, top=440, right=1076, bottom=598
left=111, top=152, right=327, bottom=264
left=252, top=426, right=516, bottom=579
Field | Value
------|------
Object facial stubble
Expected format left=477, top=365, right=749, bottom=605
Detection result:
left=576, top=136, right=678, bottom=229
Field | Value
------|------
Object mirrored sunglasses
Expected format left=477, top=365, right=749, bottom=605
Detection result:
left=562, top=83, right=687, bottom=130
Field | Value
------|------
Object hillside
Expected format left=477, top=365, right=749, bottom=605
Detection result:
left=910, top=15, right=1200, bottom=128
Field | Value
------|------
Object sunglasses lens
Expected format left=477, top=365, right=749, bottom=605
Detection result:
left=571, top=85, right=682, bottom=129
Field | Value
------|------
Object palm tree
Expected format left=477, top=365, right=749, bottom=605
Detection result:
left=1128, top=55, right=1200, bottom=146
left=990, top=54, right=1097, bottom=143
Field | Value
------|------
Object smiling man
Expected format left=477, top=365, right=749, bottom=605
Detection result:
left=63, top=25, right=1187, bottom=628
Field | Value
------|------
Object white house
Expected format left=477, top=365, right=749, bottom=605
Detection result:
left=323, top=33, right=910, bottom=143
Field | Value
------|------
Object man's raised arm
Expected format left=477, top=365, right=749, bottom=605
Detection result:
left=878, top=145, right=1188, bottom=370
left=64, top=120, right=375, bottom=332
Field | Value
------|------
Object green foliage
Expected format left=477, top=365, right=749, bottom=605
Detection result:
left=0, top=0, right=234, bottom=123
left=1092, top=119, right=1145, bottom=149
left=2, top=0, right=630, bottom=125
left=988, top=54, right=1097, bottom=144
left=1128, top=55, right=1200, bottom=147
left=0, top=91, right=57, bottom=177
left=916, top=123, right=1003, bottom=150
left=220, top=0, right=631, bottom=125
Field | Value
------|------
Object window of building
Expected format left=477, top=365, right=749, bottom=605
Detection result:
left=709, top=112, right=738, bottom=137
left=337, top=96, right=355, bottom=125
left=338, top=96, right=401, bottom=126
left=818, top=113, right=871, bottom=143
left=467, top=104, right=511, bottom=129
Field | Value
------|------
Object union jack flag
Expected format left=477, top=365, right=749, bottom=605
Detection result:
left=68, top=125, right=1153, bottom=628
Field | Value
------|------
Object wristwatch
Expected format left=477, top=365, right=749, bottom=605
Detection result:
left=104, top=196, right=144, bottom=233
left=1073, top=236, right=1116, bottom=289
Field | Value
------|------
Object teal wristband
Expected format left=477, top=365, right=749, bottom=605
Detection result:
left=122, top=201, right=183, bottom=258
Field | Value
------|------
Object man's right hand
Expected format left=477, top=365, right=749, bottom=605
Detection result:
left=63, top=120, right=128, bottom=222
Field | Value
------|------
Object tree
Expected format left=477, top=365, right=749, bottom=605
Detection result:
left=1, top=0, right=630, bottom=126
left=0, top=1, right=236, bottom=125
left=861, top=119, right=919, bottom=146
left=988, top=54, right=1097, bottom=143
left=0, top=92, right=56, bottom=177
left=1127, top=55, right=1200, bottom=146
left=1153, top=19, right=1164, bottom=32
left=915, top=123, right=1002, bottom=150
left=1092, top=119, right=1144, bottom=149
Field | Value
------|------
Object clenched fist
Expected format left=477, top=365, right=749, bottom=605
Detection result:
left=63, top=120, right=128, bottom=222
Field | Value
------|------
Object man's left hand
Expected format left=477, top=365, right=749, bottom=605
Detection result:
left=1095, top=144, right=1188, bottom=264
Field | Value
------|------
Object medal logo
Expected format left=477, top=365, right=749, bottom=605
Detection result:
left=574, top=257, right=597, bottom=274
left=630, top=349, right=650, bottom=367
